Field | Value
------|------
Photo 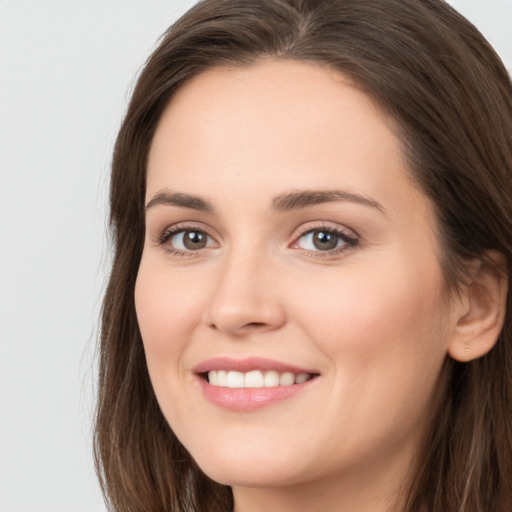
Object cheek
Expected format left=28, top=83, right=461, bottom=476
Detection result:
left=304, top=247, right=448, bottom=344
left=134, top=261, right=202, bottom=375
left=289, top=260, right=451, bottom=464
left=294, top=255, right=450, bottom=401
left=134, top=260, right=210, bottom=433
left=310, top=281, right=444, bottom=350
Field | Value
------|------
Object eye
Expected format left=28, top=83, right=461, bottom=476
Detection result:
left=157, top=227, right=217, bottom=255
left=292, top=227, right=357, bottom=253
left=173, top=229, right=211, bottom=250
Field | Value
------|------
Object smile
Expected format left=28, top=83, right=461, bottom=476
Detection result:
left=194, top=357, right=320, bottom=411
left=207, top=370, right=312, bottom=388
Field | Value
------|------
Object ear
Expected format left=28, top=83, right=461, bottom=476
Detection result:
left=448, top=250, right=508, bottom=362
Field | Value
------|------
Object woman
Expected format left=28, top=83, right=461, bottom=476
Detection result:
left=94, top=0, right=512, bottom=511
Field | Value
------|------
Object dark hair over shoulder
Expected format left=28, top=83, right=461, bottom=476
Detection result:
left=94, top=1, right=512, bottom=511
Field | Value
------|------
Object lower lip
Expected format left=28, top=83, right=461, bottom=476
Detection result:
left=198, top=377, right=317, bottom=411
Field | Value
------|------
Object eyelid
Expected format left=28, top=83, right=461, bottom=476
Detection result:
left=289, top=222, right=359, bottom=255
left=291, top=221, right=358, bottom=241
left=153, top=221, right=219, bottom=256
left=151, top=220, right=358, bottom=258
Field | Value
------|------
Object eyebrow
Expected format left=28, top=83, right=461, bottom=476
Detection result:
left=145, top=188, right=385, bottom=215
left=272, top=189, right=386, bottom=214
left=145, top=191, right=214, bottom=213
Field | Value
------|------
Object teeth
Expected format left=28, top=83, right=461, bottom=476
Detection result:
left=208, top=370, right=218, bottom=386
left=245, top=370, right=264, bottom=388
left=279, top=372, right=295, bottom=386
left=264, top=370, right=279, bottom=387
left=295, top=373, right=309, bottom=384
left=207, top=370, right=312, bottom=388
left=226, top=371, right=244, bottom=388
left=217, top=370, right=227, bottom=386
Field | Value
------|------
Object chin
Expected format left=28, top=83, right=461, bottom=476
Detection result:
left=185, top=436, right=313, bottom=488
left=198, top=458, right=304, bottom=488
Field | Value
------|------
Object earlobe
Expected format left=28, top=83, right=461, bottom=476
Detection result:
left=448, top=251, right=508, bottom=362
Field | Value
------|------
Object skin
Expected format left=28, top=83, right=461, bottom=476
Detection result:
left=135, top=59, right=469, bottom=512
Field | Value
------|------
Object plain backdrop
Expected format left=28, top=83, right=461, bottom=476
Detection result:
left=0, top=1, right=511, bottom=511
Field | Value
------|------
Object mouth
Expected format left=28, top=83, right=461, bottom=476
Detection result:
left=194, top=357, right=320, bottom=411
left=204, top=369, right=314, bottom=388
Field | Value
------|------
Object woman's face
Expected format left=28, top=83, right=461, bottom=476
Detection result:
left=136, top=60, right=460, bottom=503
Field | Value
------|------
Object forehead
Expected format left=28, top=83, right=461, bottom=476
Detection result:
left=147, top=59, right=426, bottom=220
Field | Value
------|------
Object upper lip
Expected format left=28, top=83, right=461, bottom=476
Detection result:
left=193, top=356, right=319, bottom=375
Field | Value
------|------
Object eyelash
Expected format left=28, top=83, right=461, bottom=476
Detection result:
left=154, top=223, right=216, bottom=257
left=154, top=223, right=359, bottom=258
left=292, top=225, right=359, bottom=257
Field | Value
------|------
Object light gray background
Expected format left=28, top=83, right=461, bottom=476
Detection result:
left=0, top=1, right=511, bottom=511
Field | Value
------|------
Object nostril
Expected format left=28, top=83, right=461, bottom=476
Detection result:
left=207, top=321, right=269, bottom=333
left=244, top=322, right=267, bottom=329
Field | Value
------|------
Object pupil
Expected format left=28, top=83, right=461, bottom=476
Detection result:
left=313, top=231, right=338, bottom=250
left=184, top=231, right=206, bottom=250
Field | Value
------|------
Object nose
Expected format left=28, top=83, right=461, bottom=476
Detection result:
left=203, top=248, right=286, bottom=337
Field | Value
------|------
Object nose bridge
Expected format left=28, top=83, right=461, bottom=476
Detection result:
left=204, top=241, right=285, bottom=335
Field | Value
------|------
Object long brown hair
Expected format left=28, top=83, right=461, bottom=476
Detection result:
left=94, top=1, right=512, bottom=510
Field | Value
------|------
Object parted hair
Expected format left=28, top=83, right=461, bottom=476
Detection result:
left=94, top=1, right=512, bottom=510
